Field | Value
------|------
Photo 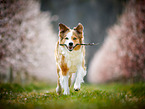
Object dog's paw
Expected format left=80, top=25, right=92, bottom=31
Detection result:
left=63, top=91, right=70, bottom=95
left=74, top=83, right=80, bottom=91
left=63, top=87, right=70, bottom=95
left=74, top=88, right=80, bottom=91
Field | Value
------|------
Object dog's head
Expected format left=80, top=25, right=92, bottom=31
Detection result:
left=59, top=23, right=84, bottom=51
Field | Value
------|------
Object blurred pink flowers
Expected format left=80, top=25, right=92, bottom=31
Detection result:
left=88, top=0, right=145, bottom=83
left=0, top=0, right=57, bottom=83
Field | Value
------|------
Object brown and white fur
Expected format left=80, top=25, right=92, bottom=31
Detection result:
left=55, top=23, right=86, bottom=95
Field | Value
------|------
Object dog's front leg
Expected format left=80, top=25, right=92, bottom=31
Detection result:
left=60, top=75, right=70, bottom=95
left=56, top=66, right=62, bottom=95
left=74, top=66, right=86, bottom=91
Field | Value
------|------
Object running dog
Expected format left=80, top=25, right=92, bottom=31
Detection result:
left=55, top=23, right=86, bottom=95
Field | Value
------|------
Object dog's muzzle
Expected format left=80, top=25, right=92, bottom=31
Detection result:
left=68, top=42, right=73, bottom=51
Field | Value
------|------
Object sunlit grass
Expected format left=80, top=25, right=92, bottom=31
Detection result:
left=0, top=82, right=145, bottom=109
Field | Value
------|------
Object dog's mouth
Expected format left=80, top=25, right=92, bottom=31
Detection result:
left=67, top=46, right=74, bottom=51
left=59, top=43, right=80, bottom=52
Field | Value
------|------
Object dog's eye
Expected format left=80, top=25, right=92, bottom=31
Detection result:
left=73, top=37, right=77, bottom=40
left=65, top=37, right=69, bottom=40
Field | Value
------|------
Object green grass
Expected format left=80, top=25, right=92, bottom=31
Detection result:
left=0, top=82, right=145, bottom=109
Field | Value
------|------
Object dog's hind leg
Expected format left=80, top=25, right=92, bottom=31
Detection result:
left=68, top=74, right=72, bottom=87
left=56, top=77, right=62, bottom=95
left=56, top=66, right=62, bottom=95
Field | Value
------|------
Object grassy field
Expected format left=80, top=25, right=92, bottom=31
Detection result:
left=0, top=82, right=145, bottom=109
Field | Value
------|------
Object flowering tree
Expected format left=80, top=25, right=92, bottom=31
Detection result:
left=0, top=0, right=57, bottom=83
left=88, top=0, right=145, bottom=83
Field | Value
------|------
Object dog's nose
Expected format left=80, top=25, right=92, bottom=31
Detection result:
left=69, top=42, right=73, bottom=46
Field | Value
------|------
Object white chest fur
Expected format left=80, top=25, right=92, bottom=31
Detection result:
left=60, top=46, right=83, bottom=73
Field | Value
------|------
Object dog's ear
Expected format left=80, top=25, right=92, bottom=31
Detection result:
left=74, top=23, right=83, bottom=34
left=59, top=23, right=69, bottom=33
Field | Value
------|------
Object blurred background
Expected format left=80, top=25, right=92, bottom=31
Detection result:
left=40, top=0, right=124, bottom=64
left=0, top=0, right=145, bottom=84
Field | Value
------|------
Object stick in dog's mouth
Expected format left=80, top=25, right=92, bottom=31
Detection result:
left=59, top=43, right=99, bottom=51
left=59, top=44, right=74, bottom=51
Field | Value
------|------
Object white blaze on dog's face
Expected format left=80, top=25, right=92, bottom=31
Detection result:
left=65, top=30, right=74, bottom=51
left=59, top=23, right=84, bottom=51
